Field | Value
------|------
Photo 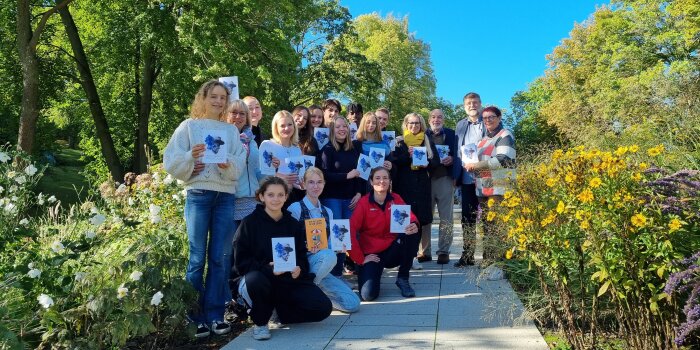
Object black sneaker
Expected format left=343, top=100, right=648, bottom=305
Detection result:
left=395, top=278, right=415, bottom=298
left=437, top=253, right=450, bottom=265
left=211, top=320, right=231, bottom=335
left=454, top=257, right=475, bottom=268
left=195, top=323, right=210, bottom=338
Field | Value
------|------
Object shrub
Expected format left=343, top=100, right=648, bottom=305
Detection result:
left=495, top=145, right=700, bottom=349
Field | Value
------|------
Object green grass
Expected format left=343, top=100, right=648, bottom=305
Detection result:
left=36, top=148, right=89, bottom=205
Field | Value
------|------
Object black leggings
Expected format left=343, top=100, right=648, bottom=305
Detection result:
left=357, top=233, right=420, bottom=301
left=243, top=271, right=332, bottom=326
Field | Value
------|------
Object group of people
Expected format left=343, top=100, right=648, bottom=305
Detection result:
left=162, top=80, right=516, bottom=340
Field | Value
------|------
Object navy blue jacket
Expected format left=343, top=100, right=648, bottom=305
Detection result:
left=426, top=127, right=459, bottom=180
left=319, top=142, right=362, bottom=199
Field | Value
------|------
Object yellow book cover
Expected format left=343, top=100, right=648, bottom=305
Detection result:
left=305, top=218, right=328, bottom=250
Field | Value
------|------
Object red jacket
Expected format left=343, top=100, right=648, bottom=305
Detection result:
left=348, top=192, right=419, bottom=265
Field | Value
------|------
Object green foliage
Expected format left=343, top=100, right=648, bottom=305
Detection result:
left=0, top=150, right=197, bottom=348
left=497, top=145, right=700, bottom=349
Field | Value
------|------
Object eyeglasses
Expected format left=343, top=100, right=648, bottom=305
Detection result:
left=407, top=122, right=421, bottom=126
left=229, top=111, right=246, bottom=117
left=483, top=115, right=500, bottom=121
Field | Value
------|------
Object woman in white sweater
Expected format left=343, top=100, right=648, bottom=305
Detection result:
left=163, top=80, right=245, bottom=338
left=259, top=110, right=304, bottom=208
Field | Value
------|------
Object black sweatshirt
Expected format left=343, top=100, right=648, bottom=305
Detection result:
left=233, top=205, right=313, bottom=282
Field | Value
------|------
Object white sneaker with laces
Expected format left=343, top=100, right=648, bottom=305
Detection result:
left=412, top=257, right=423, bottom=270
left=253, top=325, right=271, bottom=340
left=268, top=309, right=285, bottom=329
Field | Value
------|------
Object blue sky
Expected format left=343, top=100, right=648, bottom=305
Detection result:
left=340, top=0, right=605, bottom=111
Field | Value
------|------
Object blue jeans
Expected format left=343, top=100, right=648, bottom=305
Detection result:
left=321, top=198, right=354, bottom=276
left=184, top=189, right=236, bottom=324
left=307, top=249, right=360, bottom=313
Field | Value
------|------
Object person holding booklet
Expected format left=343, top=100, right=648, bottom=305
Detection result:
left=349, top=167, right=420, bottom=300
left=259, top=110, right=304, bottom=207
left=462, top=106, right=516, bottom=271
left=319, top=116, right=362, bottom=276
left=163, top=80, right=246, bottom=338
left=422, top=109, right=460, bottom=265
left=392, top=113, right=440, bottom=270
left=287, top=167, right=361, bottom=313
left=232, top=177, right=332, bottom=341
left=293, top=105, right=321, bottom=166
left=454, top=92, right=487, bottom=267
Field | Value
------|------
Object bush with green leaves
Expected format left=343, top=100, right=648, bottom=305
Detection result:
left=1, top=147, right=197, bottom=349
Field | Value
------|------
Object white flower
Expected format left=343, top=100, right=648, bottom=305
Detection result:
left=0, top=151, right=10, bottom=163
left=89, top=213, right=106, bottom=226
left=9, top=185, right=18, bottom=193
left=115, top=184, right=127, bottom=194
left=15, top=175, right=27, bottom=184
left=149, top=204, right=161, bottom=224
left=75, top=272, right=87, bottom=282
left=37, top=193, right=45, bottom=205
left=24, top=164, right=38, bottom=176
left=0, top=185, right=4, bottom=194
left=142, top=188, right=151, bottom=194
left=84, top=230, right=96, bottom=239
left=47, top=195, right=57, bottom=203
left=28, top=262, right=35, bottom=269
left=153, top=172, right=161, bottom=183
left=19, top=218, right=29, bottom=226
left=172, top=194, right=180, bottom=201
left=177, top=179, right=185, bottom=186
left=163, top=174, right=174, bottom=185
left=5, top=203, right=17, bottom=214
left=181, top=189, right=187, bottom=197
left=28, top=268, right=41, bottom=278
left=117, top=285, right=129, bottom=299
left=150, top=291, right=164, bottom=306
left=50, top=241, right=65, bottom=254
left=7, top=170, right=16, bottom=178
left=87, top=299, right=99, bottom=312
left=37, top=294, right=54, bottom=309
left=129, top=271, right=143, bottom=281
left=127, top=197, right=135, bottom=206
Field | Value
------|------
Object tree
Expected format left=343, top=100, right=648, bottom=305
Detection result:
left=341, top=13, right=437, bottom=128
left=16, top=0, right=74, bottom=153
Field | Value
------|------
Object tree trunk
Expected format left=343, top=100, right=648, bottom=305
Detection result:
left=59, top=5, right=124, bottom=182
left=134, top=47, right=158, bottom=174
left=16, top=0, right=74, bottom=153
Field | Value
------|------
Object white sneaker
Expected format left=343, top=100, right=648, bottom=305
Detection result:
left=268, top=309, right=285, bottom=329
left=253, top=325, right=271, bottom=340
left=412, top=257, right=423, bottom=270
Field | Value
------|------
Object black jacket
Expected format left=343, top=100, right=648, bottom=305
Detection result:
left=391, top=138, right=440, bottom=226
left=426, top=127, right=459, bottom=180
left=233, top=205, right=313, bottom=281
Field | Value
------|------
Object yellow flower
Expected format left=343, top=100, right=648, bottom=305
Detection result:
left=631, top=213, right=647, bottom=228
left=577, top=189, right=594, bottom=203
left=614, top=146, right=628, bottom=156
left=631, top=172, right=642, bottom=182
left=505, top=250, right=513, bottom=260
left=579, top=220, right=590, bottom=229
left=563, top=240, right=570, bottom=249
left=565, top=172, right=577, bottom=183
left=486, top=211, right=496, bottom=222
left=647, top=144, right=664, bottom=157
left=506, top=196, right=521, bottom=208
left=487, top=198, right=495, bottom=208
left=639, top=162, right=649, bottom=171
left=629, top=145, right=639, bottom=153
left=552, top=149, right=563, bottom=160
left=669, top=218, right=682, bottom=232
left=540, top=212, right=556, bottom=227
left=589, top=177, right=602, bottom=188
left=556, top=201, right=566, bottom=214
left=504, top=191, right=513, bottom=200
left=518, top=234, right=527, bottom=244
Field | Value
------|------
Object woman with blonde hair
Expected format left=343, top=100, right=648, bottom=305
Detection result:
left=392, top=112, right=439, bottom=270
left=164, top=80, right=246, bottom=338
left=259, top=110, right=304, bottom=207
left=319, top=116, right=362, bottom=276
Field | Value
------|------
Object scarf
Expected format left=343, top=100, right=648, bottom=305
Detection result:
left=403, top=131, right=425, bottom=170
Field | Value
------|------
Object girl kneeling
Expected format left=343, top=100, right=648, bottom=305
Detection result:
left=232, top=177, right=332, bottom=340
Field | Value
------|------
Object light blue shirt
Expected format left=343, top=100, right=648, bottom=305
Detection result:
left=458, top=119, right=485, bottom=185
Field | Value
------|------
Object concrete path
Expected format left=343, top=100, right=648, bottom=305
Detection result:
left=222, top=222, right=548, bottom=350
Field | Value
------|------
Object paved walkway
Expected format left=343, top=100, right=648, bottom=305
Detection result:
left=222, top=222, right=548, bottom=350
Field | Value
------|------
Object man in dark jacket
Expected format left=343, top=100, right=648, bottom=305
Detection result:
left=453, top=92, right=486, bottom=267
left=422, top=109, right=460, bottom=265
